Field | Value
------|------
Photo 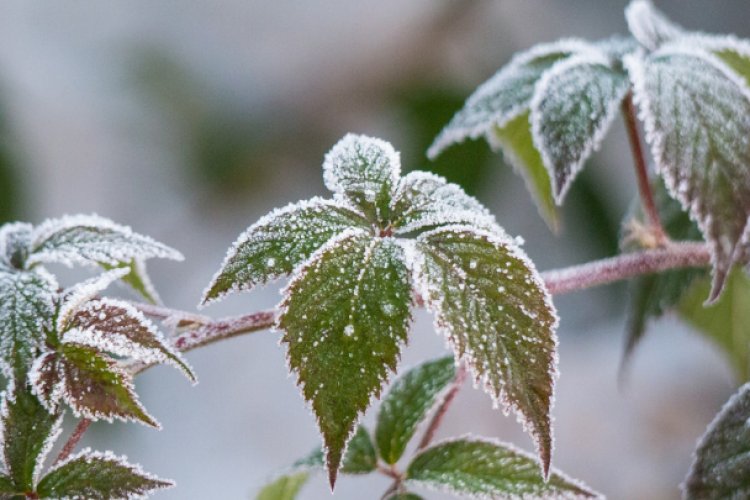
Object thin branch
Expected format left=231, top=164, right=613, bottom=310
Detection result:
left=54, top=418, right=91, bottom=465
left=622, top=91, right=668, bottom=245
left=417, top=363, right=468, bottom=451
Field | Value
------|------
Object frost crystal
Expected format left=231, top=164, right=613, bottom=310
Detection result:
left=625, top=0, right=685, bottom=51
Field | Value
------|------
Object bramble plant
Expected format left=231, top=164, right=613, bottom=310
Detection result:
left=2, top=1, right=750, bottom=498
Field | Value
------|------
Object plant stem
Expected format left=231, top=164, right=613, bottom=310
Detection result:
left=55, top=241, right=712, bottom=469
left=417, top=364, right=468, bottom=451
left=622, top=91, right=668, bottom=245
left=54, top=418, right=91, bottom=465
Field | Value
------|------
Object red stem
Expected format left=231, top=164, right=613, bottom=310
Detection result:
left=54, top=418, right=91, bottom=465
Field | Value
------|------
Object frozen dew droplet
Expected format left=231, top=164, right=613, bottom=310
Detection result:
left=344, top=324, right=355, bottom=337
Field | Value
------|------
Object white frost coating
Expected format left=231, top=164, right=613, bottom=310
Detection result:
left=530, top=52, right=631, bottom=204
left=128, top=259, right=162, bottom=305
left=322, top=133, right=400, bottom=204
left=391, top=171, right=502, bottom=235
left=57, top=268, right=130, bottom=330
left=62, top=298, right=195, bottom=383
left=32, top=406, right=64, bottom=486
left=427, top=39, right=595, bottom=159
left=625, top=0, right=684, bottom=51
left=407, top=435, right=602, bottom=499
left=28, top=353, right=64, bottom=413
left=414, top=224, right=560, bottom=474
left=28, top=213, right=183, bottom=268
left=0, top=222, right=32, bottom=267
left=45, top=447, right=175, bottom=499
left=626, top=43, right=750, bottom=299
left=200, top=196, right=366, bottom=307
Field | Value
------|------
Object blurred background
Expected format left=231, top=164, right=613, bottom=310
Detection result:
left=0, top=1, right=748, bottom=498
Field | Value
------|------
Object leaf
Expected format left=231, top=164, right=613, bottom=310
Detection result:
left=405, top=438, right=598, bottom=499
left=390, top=171, right=498, bottom=235
left=28, top=214, right=183, bottom=268
left=683, top=381, right=750, bottom=498
left=63, top=298, right=195, bottom=382
left=531, top=55, right=630, bottom=202
left=292, top=425, right=377, bottom=475
left=623, top=180, right=705, bottom=363
left=322, top=134, right=400, bottom=223
left=489, top=113, right=560, bottom=232
left=36, top=448, right=174, bottom=499
left=0, top=383, right=62, bottom=492
left=100, top=259, right=161, bottom=305
left=678, top=269, right=750, bottom=381
left=415, top=225, right=558, bottom=476
left=57, top=343, right=158, bottom=427
left=256, top=472, right=310, bottom=500
left=28, top=353, right=62, bottom=414
left=0, top=474, right=16, bottom=494
left=385, top=494, right=424, bottom=500
left=56, top=267, right=131, bottom=330
left=0, top=269, right=57, bottom=376
left=375, top=356, right=456, bottom=464
left=278, top=230, right=412, bottom=487
left=627, top=45, right=750, bottom=301
left=201, top=197, right=368, bottom=305
left=625, top=0, right=684, bottom=51
left=0, top=223, right=32, bottom=270
left=428, top=40, right=588, bottom=158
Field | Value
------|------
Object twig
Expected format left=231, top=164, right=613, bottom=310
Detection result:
left=54, top=418, right=91, bottom=465
left=417, top=363, right=468, bottom=451
left=622, top=91, right=668, bottom=245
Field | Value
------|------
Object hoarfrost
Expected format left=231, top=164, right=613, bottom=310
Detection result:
left=625, top=0, right=685, bottom=51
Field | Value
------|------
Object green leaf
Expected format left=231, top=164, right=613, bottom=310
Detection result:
left=293, top=425, right=377, bottom=475
left=683, top=381, right=750, bottom=498
left=0, top=474, right=16, bottom=494
left=201, top=197, right=368, bottom=305
left=416, top=226, right=558, bottom=476
left=256, top=472, right=310, bottom=500
left=375, top=356, right=456, bottom=464
left=405, top=438, right=598, bottom=499
left=36, top=449, right=174, bottom=499
left=57, top=343, right=158, bottom=427
left=490, top=113, right=559, bottom=232
left=428, top=41, right=582, bottom=158
left=0, top=269, right=56, bottom=376
left=0, top=223, right=32, bottom=270
left=390, top=171, right=497, bottom=235
left=714, top=45, right=750, bottom=88
left=278, top=230, right=412, bottom=487
left=323, top=134, right=400, bottom=223
left=531, top=57, right=630, bottom=202
left=99, top=259, right=161, bottom=305
left=385, top=494, right=423, bottom=500
left=1, top=383, right=62, bottom=492
left=28, top=214, right=183, bottom=268
left=625, top=0, right=684, bottom=51
left=627, top=46, right=750, bottom=301
left=623, top=180, right=705, bottom=363
left=65, top=298, right=195, bottom=383
left=678, top=269, right=750, bottom=381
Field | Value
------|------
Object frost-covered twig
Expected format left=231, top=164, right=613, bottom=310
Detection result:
left=622, top=91, right=668, bottom=245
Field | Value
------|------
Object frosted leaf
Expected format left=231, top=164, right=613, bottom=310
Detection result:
left=0, top=381, right=63, bottom=492
left=531, top=54, right=631, bottom=202
left=390, top=171, right=499, bottom=235
left=278, top=230, right=412, bottom=488
left=202, top=197, right=368, bottom=305
left=375, top=356, right=456, bottom=465
left=0, top=269, right=57, bottom=375
left=63, top=298, right=196, bottom=382
left=299, top=425, right=379, bottom=476
left=36, top=448, right=174, bottom=499
left=594, top=35, right=639, bottom=63
left=683, top=381, right=750, bottom=498
left=322, top=134, right=400, bottom=223
left=405, top=437, right=599, bottom=499
left=627, top=45, right=750, bottom=300
left=0, top=223, right=32, bottom=270
left=28, top=214, right=183, bottom=268
left=57, top=268, right=130, bottom=330
left=415, top=225, right=558, bottom=476
left=625, top=0, right=685, bottom=51
left=101, top=259, right=162, bottom=305
left=488, top=113, right=560, bottom=232
left=39, top=343, right=159, bottom=428
left=427, top=39, right=592, bottom=159
left=28, top=352, right=63, bottom=414
left=692, top=34, right=750, bottom=89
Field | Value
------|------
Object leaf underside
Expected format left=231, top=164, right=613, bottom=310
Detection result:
left=375, top=356, right=456, bottom=465
left=405, top=438, right=597, bottom=499
left=416, top=226, right=558, bottom=476
left=279, top=231, right=412, bottom=487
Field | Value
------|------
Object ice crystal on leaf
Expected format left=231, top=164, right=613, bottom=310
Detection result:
left=625, top=0, right=684, bottom=51
left=429, top=35, right=635, bottom=217
left=205, top=134, right=558, bottom=487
